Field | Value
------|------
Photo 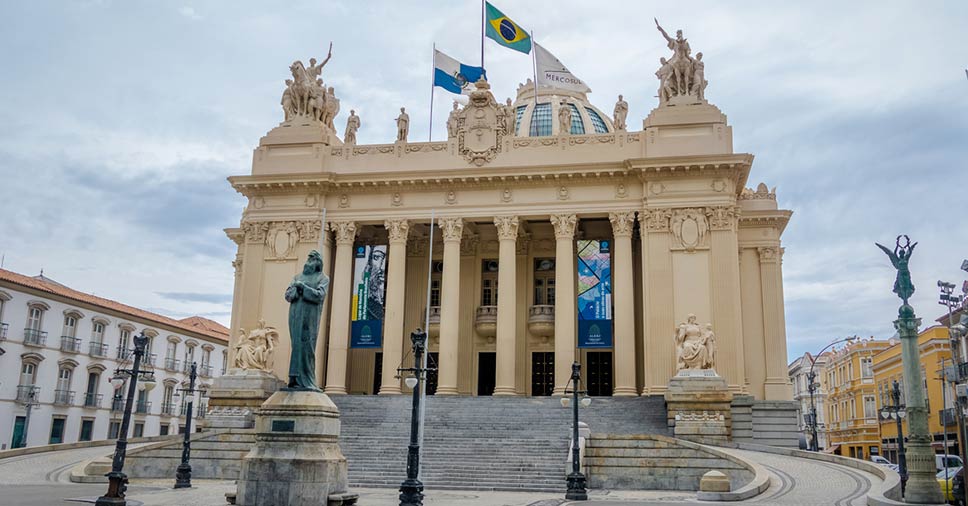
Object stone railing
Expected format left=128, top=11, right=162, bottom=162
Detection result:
left=475, top=306, right=497, bottom=337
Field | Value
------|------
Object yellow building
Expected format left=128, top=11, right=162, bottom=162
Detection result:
left=823, top=337, right=893, bottom=459
left=874, top=325, right=958, bottom=465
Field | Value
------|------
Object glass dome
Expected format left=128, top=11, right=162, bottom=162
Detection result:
left=509, top=80, right=614, bottom=137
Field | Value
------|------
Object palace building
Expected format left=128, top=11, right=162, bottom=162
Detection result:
left=224, top=39, right=794, bottom=400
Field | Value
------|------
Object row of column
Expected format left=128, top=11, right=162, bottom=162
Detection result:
left=321, top=211, right=641, bottom=396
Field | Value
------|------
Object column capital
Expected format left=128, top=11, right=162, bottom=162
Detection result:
left=639, top=208, right=672, bottom=232
left=608, top=211, right=637, bottom=238
left=439, top=217, right=464, bottom=243
left=550, top=213, right=577, bottom=239
left=493, top=215, right=519, bottom=241
left=706, top=205, right=741, bottom=231
left=329, top=221, right=358, bottom=246
left=757, top=246, right=779, bottom=264
left=385, top=218, right=411, bottom=244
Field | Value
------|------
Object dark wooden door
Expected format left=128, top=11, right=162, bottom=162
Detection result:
left=426, top=352, right=439, bottom=395
left=586, top=351, right=613, bottom=396
left=372, top=352, right=383, bottom=395
left=477, top=352, right=496, bottom=396
left=531, top=352, right=555, bottom=396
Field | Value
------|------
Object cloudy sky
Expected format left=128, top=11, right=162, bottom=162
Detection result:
left=1, top=1, right=966, bottom=362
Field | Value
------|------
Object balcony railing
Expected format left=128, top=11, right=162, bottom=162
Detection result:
left=60, top=336, right=82, bottom=353
left=940, top=407, right=958, bottom=427
left=196, top=403, right=208, bottom=419
left=89, top=341, right=109, bottom=357
left=0, top=322, right=8, bottom=340
left=23, top=328, right=47, bottom=346
left=110, top=397, right=125, bottom=412
left=53, top=389, right=75, bottom=406
left=83, top=392, right=103, bottom=408
left=161, top=401, right=178, bottom=416
left=165, top=357, right=181, bottom=372
left=958, top=362, right=968, bottom=382
left=117, top=348, right=132, bottom=361
left=199, top=364, right=213, bottom=378
left=16, top=385, right=40, bottom=404
left=142, top=353, right=157, bottom=370
left=135, top=400, right=151, bottom=415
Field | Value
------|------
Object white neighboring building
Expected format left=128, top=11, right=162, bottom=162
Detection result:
left=789, top=351, right=831, bottom=450
left=0, top=268, right=229, bottom=449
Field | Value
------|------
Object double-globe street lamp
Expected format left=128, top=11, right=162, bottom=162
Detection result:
left=96, top=331, right=155, bottom=506
left=398, top=329, right=435, bottom=506
left=806, top=336, right=857, bottom=452
left=174, top=361, right=199, bottom=489
left=881, top=380, right=908, bottom=494
left=561, top=362, right=592, bottom=501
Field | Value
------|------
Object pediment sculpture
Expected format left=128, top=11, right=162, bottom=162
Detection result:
left=675, top=314, right=716, bottom=372
left=456, top=79, right=509, bottom=166
left=234, top=319, right=279, bottom=373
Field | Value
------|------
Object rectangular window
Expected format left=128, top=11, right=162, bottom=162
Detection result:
left=166, top=341, right=177, bottom=360
left=133, top=423, right=144, bottom=438
left=79, top=419, right=94, bottom=441
left=49, top=417, right=66, bottom=444
left=202, top=349, right=212, bottom=368
left=160, top=424, right=170, bottom=436
left=864, top=395, right=876, bottom=419
left=63, top=315, right=77, bottom=338
left=861, top=357, right=874, bottom=378
left=221, top=350, right=227, bottom=375
left=429, top=279, right=441, bottom=308
left=108, top=421, right=121, bottom=439
left=92, top=322, right=105, bottom=343
left=27, top=307, right=43, bottom=330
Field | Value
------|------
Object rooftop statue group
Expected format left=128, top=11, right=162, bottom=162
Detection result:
left=282, top=42, right=341, bottom=130
left=654, top=19, right=708, bottom=105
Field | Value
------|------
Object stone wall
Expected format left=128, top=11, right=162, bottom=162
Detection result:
left=730, top=395, right=798, bottom=448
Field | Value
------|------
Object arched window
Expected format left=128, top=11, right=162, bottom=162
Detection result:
left=24, top=303, right=49, bottom=346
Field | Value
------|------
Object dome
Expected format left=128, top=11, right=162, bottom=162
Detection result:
left=510, top=80, right=614, bottom=137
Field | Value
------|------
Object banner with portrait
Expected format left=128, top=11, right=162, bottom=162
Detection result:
left=350, top=244, right=387, bottom=348
left=577, top=239, right=613, bottom=348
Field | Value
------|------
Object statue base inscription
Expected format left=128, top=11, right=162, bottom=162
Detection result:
left=205, top=368, right=285, bottom=430
left=235, top=390, right=357, bottom=506
left=664, top=369, right=733, bottom=444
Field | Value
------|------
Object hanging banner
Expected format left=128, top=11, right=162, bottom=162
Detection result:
left=577, top=239, right=613, bottom=348
left=350, top=244, right=387, bottom=348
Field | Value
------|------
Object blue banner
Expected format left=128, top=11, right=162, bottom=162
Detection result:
left=577, top=239, right=613, bottom=348
left=350, top=245, right=387, bottom=348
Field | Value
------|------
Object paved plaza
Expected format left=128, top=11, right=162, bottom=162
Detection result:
left=0, top=445, right=885, bottom=505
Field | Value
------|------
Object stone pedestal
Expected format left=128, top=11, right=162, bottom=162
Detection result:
left=665, top=369, right=734, bottom=444
left=235, top=390, right=356, bottom=506
left=205, top=368, right=285, bottom=430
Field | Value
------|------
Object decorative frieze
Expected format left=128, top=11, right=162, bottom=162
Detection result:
left=338, top=194, right=350, bottom=208
left=757, top=246, right=779, bottom=263
left=670, top=209, right=708, bottom=251
left=608, top=211, right=636, bottom=238
left=385, top=219, right=410, bottom=244
left=439, top=218, right=464, bottom=243
left=706, top=205, right=740, bottom=231
left=391, top=192, right=403, bottom=207
left=615, top=183, right=629, bottom=199
left=550, top=214, right=578, bottom=239
left=329, top=221, right=358, bottom=246
left=445, top=190, right=458, bottom=205
left=501, top=188, right=513, bottom=203
left=640, top=208, right=672, bottom=232
left=493, top=216, right=520, bottom=241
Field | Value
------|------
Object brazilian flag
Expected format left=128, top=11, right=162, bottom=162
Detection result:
left=485, top=2, right=532, bottom=54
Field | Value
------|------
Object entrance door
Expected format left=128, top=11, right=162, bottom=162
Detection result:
left=531, top=352, right=554, bottom=396
left=372, top=352, right=383, bottom=395
left=11, top=416, right=25, bottom=448
left=586, top=351, right=613, bottom=396
left=477, top=352, right=496, bottom=396
left=425, top=353, right=439, bottom=395
left=49, top=417, right=66, bottom=444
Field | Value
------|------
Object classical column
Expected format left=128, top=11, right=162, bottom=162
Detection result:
left=493, top=216, right=519, bottom=396
left=379, top=218, right=410, bottom=395
left=758, top=246, right=791, bottom=400
left=551, top=213, right=578, bottom=396
left=324, top=221, right=357, bottom=395
left=436, top=217, right=463, bottom=395
left=609, top=211, right=637, bottom=396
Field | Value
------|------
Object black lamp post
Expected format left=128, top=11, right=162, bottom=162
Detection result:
left=399, top=329, right=434, bottom=506
left=96, top=331, right=150, bottom=506
left=881, top=379, right=908, bottom=494
left=806, top=336, right=856, bottom=452
left=174, top=361, right=198, bottom=489
left=564, top=361, right=589, bottom=501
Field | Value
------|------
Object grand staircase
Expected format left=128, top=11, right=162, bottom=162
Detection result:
left=331, top=395, right=669, bottom=492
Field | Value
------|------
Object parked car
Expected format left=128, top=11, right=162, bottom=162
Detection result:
left=947, top=467, right=965, bottom=506
left=938, top=454, right=964, bottom=473
left=870, top=455, right=900, bottom=473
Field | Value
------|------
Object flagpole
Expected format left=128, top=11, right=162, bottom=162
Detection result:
left=480, top=0, right=485, bottom=68
left=417, top=209, right=435, bottom=479
left=531, top=31, right=539, bottom=111
left=429, top=43, right=436, bottom=142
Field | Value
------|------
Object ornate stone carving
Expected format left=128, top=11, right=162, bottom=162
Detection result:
left=640, top=208, right=672, bottom=232
left=516, top=236, right=531, bottom=256
left=557, top=186, right=570, bottom=201
left=675, top=314, right=716, bottom=372
left=338, top=194, right=350, bottom=208
left=740, top=183, right=777, bottom=201
left=558, top=100, right=572, bottom=135
left=550, top=214, right=578, bottom=239
left=439, top=218, right=464, bottom=243
left=608, top=211, right=636, bottom=237
left=654, top=19, right=707, bottom=106
left=460, top=235, right=479, bottom=256
left=493, top=216, right=519, bottom=241
left=757, top=246, right=779, bottom=263
left=501, top=188, right=513, bottom=203
left=234, top=319, right=278, bottom=373
left=615, top=183, right=628, bottom=199
left=706, top=206, right=739, bottom=231
left=445, top=190, right=458, bottom=205
left=329, top=221, right=357, bottom=246
left=344, top=110, right=360, bottom=145
left=613, top=95, right=628, bottom=131
left=296, top=220, right=323, bottom=243
left=391, top=192, right=403, bottom=207
left=502, top=98, right=516, bottom=136
left=670, top=209, right=709, bottom=251
left=283, top=43, right=339, bottom=125
left=456, top=80, right=505, bottom=166
left=385, top=218, right=410, bottom=244
left=242, top=221, right=270, bottom=244
left=396, top=107, right=409, bottom=142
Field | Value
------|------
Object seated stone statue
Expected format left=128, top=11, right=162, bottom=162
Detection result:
left=234, top=319, right=278, bottom=373
left=675, top=314, right=716, bottom=371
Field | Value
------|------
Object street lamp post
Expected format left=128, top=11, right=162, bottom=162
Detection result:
left=563, top=362, right=590, bottom=501
left=940, top=278, right=968, bottom=506
left=17, top=388, right=38, bottom=449
left=174, top=362, right=198, bottom=489
left=881, top=380, right=908, bottom=494
left=806, top=336, right=857, bottom=452
left=399, top=329, right=434, bottom=506
left=96, top=331, right=151, bottom=506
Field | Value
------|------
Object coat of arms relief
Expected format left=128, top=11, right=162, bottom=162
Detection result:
left=455, top=79, right=511, bottom=166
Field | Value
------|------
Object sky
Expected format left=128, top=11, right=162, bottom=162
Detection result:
left=0, top=1, right=966, bottom=363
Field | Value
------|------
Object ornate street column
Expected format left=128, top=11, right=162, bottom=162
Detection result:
left=436, top=217, right=463, bottom=395
left=493, top=216, right=519, bottom=396
left=379, top=218, right=410, bottom=395
left=324, top=221, right=357, bottom=395
left=551, top=213, right=578, bottom=396
left=758, top=246, right=791, bottom=400
left=609, top=211, right=637, bottom=396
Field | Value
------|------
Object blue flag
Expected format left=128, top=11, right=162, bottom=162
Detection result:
left=433, top=49, right=485, bottom=95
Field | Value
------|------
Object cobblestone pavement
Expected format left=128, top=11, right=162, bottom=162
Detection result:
left=0, top=444, right=885, bottom=505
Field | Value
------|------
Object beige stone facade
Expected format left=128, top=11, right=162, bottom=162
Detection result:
left=224, top=64, right=793, bottom=400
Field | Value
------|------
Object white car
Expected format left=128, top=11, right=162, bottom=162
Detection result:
left=870, top=456, right=900, bottom=472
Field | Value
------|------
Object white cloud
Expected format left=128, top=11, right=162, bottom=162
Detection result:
left=178, top=6, right=201, bottom=20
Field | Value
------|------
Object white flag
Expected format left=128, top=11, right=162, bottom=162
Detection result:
left=534, top=42, right=591, bottom=93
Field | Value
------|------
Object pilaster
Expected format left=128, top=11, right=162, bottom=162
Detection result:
left=707, top=205, right=746, bottom=392
left=551, top=213, right=578, bottom=396
left=639, top=208, right=675, bottom=395
left=609, top=211, right=637, bottom=396
left=757, top=245, right=791, bottom=399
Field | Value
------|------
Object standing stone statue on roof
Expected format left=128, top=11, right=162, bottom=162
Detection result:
left=282, top=43, right=340, bottom=126
left=396, top=107, right=410, bottom=142
left=283, top=250, right=329, bottom=390
left=613, top=94, right=628, bottom=131
left=654, top=19, right=707, bottom=105
left=558, top=100, right=572, bottom=135
left=502, top=97, right=516, bottom=136
left=344, top=110, right=360, bottom=145
left=447, top=101, right=461, bottom=139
